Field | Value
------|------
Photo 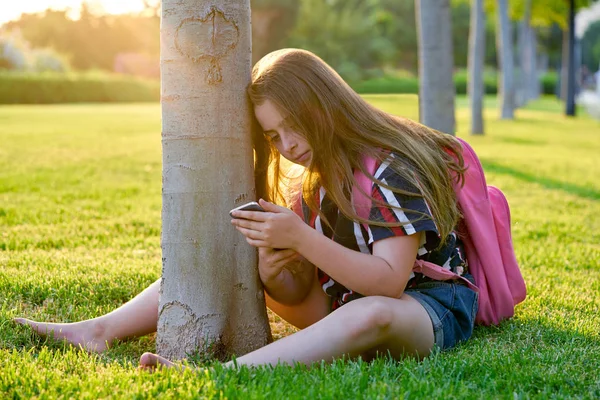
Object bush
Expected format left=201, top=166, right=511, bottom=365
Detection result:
left=453, top=69, right=498, bottom=95
left=351, top=75, right=419, bottom=94
left=352, top=69, right=558, bottom=96
left=540, top=71, right=559, bottom=95
left=0, top=71, right=159, bottom=104
left=31, top=48, right=71, bottom=73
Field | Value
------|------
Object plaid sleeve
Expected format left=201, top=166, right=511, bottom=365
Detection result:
left=367, top=157, right=439, bottom=245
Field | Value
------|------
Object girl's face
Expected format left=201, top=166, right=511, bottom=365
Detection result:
left=254, top=100, right=313, bottom=167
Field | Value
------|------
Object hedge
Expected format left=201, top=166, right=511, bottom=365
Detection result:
left=0, top=70, right=559, bottom=104
left=351, top=71, right=559, bottom=96
left=0, top=72, right=160, bottom=104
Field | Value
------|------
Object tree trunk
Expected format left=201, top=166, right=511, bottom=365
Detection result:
left=468, top=0, right=485, bottom=135
left=565, top=0, right=576, bottom=116
left=251, top=8, right=284, bottom=65
left=496, top=0, right=515, bottom=119
left=561, top=26, right=569, bottom=101
left=158, top=0, right=272, bottom=361
left=516, top=0, right=532, bottom=108
left=527, top=28, right=539, bottom=100
left=415, top=0, right=456, bottom=135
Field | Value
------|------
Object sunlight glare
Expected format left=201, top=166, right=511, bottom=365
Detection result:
left=1, top=1, right=149, bottom=24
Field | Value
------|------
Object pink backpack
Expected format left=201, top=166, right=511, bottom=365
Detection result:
left=352, top=138, right=526, bottom=325
left=294, top=138, right=526, bottom=325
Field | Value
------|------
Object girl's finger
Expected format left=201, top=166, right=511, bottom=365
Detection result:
left=270, top=249, right=297, bottom=262
left=236, top=226, right=263, bottom=240
left=231, top=210, right=269, bottom=222
left=232, top=218, right=262, bottom=231
left=258, top=198, right=290, bottom=214
left=246, top=237, right=269, bottom=248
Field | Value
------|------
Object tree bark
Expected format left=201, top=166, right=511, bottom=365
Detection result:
left=516, top=0, right=532, bottom=108
left=561, top=26, right=569, bottom=101
left=158, top=0, right=272, bottom=361
left=565, top=0, right=576, bottom=116
left=496, top=0, right=515, bottom=119
left=468, top=0, right=485, bottom=135
left=527, top=28, right=539, bottom=101
left=415, top=0, right=456, bottom=135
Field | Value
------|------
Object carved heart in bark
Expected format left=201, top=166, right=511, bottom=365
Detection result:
left=175, top=7, right=239, bottom=62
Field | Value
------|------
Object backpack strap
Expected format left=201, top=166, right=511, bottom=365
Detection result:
left=413, top=259, right=479, bottom=291
left=352, top=152, right=479, bottom=292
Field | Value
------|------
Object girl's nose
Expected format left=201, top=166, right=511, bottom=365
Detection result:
left=282, top=137, right=298, bottom=152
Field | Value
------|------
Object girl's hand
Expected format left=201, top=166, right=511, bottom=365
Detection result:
left=231, top=199, right=308, bottom=250
left=257, top=247, right=301, bottom=285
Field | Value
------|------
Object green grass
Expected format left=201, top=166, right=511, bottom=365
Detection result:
left=1, top=96, right=599, bottom=398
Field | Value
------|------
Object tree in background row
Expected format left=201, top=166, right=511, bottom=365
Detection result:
left=416, top=0, right=456, bottom=135
left=468, top=0, right=487, bottom=134
left=496, top=0, right=516, bottom=119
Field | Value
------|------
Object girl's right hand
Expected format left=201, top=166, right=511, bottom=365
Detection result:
left=258, top=247, right=302, bottom=286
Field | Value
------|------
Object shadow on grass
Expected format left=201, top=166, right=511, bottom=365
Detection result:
left=479, top=159, right=600, bottom=201
left=496, top=137, right=547, bottom=146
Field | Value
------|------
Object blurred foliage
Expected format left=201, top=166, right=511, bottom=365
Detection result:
left=29, top=48, right=71, bottom=73
left=0, top=71, right=159, bottom=104
left=0, top=31, right=71, bottom=72
left=0, top=32, right=30, bottom=70
left=3, top=4, right=159, bottom=72
left=581, top=20, right=600, bottom=71
left=287, top=0, right=396, bottom=82
left=539, top=70, right=560, bottom=94
left=251, top=0, right=300, bottom=64
left=0, top=0, right=580, bottom=87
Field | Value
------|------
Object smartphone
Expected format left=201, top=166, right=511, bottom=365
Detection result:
left=229, top=201, right=265, bottom=217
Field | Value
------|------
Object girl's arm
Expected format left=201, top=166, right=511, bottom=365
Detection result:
left=260, top=252, right=315, bottom=306
left=294, top=226, right=420, bottom=298
left=232, top=200, right=420, bottom=298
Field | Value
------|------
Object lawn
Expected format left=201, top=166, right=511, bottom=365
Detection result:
left=0, top=96, right=599, bottom=399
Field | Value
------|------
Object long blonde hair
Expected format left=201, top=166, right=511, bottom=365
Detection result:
left=249, top=49, right=465, bottom=242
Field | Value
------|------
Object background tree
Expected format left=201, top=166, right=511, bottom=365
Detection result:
left=531, top=0, right=594, bottom=115
left=251, top=0, right=299, bottom=65
left=496, top=0, right=516, bottom=119
left=469, top=0, right=487, bottom=134
left=158, top=0, right=271, bottom=360
left=566, top=0, right=577, bottom=115
left=515, top=0, right=538, bottom=106
left=415, top=0, right=456, bottom=134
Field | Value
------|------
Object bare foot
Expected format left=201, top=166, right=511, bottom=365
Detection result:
left=13, top=317, right=111, bottom=353
left=139, top=352, right=187, bottom=372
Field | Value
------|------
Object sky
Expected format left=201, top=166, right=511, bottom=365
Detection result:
left=1, top=1, right=600, bottom=37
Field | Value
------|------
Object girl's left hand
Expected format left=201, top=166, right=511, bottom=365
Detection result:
left=231, top=199, right=307, bottom=250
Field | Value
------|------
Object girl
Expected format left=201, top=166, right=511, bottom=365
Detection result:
left=15, top=49, right=477, bottom=369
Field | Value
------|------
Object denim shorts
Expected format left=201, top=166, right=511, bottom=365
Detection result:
left=405, top=273, right=478, bottom=351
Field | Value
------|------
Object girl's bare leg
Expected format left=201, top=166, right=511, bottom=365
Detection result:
left=139, top=269, right=331, bottom=370
left=140, top=294, right=434, bottom=369
left=15, top=279, right=161, bottom=353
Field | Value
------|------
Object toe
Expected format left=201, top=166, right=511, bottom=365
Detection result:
left=139, top=352, right=158, bottom=368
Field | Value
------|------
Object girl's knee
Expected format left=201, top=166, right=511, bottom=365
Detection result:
left=343, top=297, right=394, bottom=341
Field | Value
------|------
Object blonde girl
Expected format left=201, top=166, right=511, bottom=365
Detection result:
left=16, top=49, right=477, bottom=369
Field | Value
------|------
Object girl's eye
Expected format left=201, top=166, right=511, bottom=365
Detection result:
left=267, top=134, right=280, bottom=142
